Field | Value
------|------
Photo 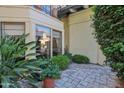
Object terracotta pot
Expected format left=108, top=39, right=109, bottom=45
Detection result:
left=43, top=78, right=55, bottom=88
left=115, top=79, right=124, bottom=88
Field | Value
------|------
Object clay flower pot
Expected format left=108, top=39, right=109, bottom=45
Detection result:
left=115, top=79, right=124, bottom=88
left=43, top=78, right=55, bottom=88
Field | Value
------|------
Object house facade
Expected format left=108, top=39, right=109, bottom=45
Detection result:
left=0, top=5, right=64, bottom=58
left=0, top=5, right=105, bottom=64
left=58, top=5, right=106, bottom=65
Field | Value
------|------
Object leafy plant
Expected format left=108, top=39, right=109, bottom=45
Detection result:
left=92, top=6, right=124, bottom=79
left=31, top=59, right=51, bottom=81
left=51, top=55, right=70, bottom=70
left=40, top=61, right=60, bottom=80
left=64, top=52, right=72, bottom=59
left=72, top=54, right=90, bottom=64
left=0, top=35, right=41, bottom=88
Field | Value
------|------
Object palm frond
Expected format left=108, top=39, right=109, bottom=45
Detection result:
left=0, top=34, right=41, bottom=88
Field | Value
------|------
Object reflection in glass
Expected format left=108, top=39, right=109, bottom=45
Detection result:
left=53, top=30, right=62, bottom=56
left=36, top=25, right=51, bottom=58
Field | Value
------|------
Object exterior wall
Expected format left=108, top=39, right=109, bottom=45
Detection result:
left=63, top=8, right=106, bottom=65
left=62, top=17, right=69, bottom=51
left=0, top=5, right=64, bottom=58
left=29, top=6, right=64, bottom=31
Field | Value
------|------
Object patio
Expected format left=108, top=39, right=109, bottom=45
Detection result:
left=55, top=63, right=118, bottom=88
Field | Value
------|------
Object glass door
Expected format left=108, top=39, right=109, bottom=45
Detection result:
left=52, top=30, right=62, bottom=56
left=36, top=25, right=51, bottom=58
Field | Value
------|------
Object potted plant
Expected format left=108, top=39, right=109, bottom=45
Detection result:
left=40, top=61, right=60, bottom=88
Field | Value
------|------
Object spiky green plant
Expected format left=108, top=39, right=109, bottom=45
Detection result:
left=0, top=34, right=42, bottom=88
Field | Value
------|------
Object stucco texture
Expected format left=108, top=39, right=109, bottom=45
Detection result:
left=63, top=8, right=106, bottom=65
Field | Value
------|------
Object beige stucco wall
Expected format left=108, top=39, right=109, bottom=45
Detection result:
left=0, top=5, right=64, bottom=58
left=62, top=17, right=69, bottom=51
left=0, top=6, right=64, bottom=31
left=63, top=8, right=106, bottom=65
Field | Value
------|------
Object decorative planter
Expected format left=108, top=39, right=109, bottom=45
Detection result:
left=43, top=78, right=55, bottom=88
left=115, top=79, right=124, bottom=88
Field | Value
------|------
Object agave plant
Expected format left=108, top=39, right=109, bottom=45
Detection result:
left=0, top=34, right=42, bottom=88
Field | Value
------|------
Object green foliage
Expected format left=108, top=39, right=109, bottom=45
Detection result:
left=92, top=6, right=124, bottom=79
left=0, top=35, right=41, bottom=88
left=64, top=52, right=72, bottom=59
left=29, top=59, right=49, bottom=81
left=51, top=55, right=70, bottom=70
left=72, top=54, right=90, bottom=64
left=40, top=61, right=60, bottom=80
left=64, top=49, right=72, bottom=59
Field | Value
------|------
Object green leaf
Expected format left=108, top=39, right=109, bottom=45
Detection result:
left=25, top=65, right=41, bottom=70
left=1, top=76, right=11, bottom=88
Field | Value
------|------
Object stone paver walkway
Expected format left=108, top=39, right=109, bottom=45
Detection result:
left=55, top=63, right=118, bottom=88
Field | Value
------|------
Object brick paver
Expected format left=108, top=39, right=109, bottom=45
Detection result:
left=55, top=63, right=118, bottom=88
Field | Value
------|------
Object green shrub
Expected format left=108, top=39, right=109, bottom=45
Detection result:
left=64, top=52, right=72, bottom=59
left=40, top=61, right=60, bottom=80
left=92, top=6, right=124, bottom=79
left=72, top=54, right=90, bottom=64
left=51, top=55, right=70, bottom=70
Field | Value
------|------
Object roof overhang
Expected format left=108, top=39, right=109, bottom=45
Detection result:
left=58, top=5, right=87, bottom=19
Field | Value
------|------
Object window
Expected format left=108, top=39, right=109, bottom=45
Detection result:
left=36, top=25, right=51, bottom=58
left=42, top=5, right=51, bottom=15
left=36, top=25, right=63, bottom=58
left=1, top=22, right=25, bottom=36
left=52, top=30, right=62, bottom=56
left=33, top=5, right=51, bottom=15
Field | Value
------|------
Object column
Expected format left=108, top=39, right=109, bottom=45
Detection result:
left=50, top=29, right=53, bottom=57
left=62, top=30, right=65, bottom=54
left=25, top=21, right=36, bottom=59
